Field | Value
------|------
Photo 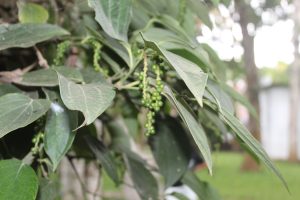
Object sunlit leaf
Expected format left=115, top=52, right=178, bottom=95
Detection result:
left=0, top=159, right=38, bottom=200
left=18, top=2, right=49, bottom=24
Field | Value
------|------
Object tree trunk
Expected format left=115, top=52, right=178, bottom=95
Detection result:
left=235, top=0, right=261, bottom=171
left=289, top=0, right=300, bottom=162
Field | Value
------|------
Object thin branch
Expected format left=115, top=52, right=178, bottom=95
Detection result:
left=34, top=46, right=49, bottom=69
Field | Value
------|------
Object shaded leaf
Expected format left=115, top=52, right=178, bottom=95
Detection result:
left=125, top=156, right=158, bottom=200
left=0, top=93, right=50, bottom=139
left=44, top=102, right=78, bottom=170
left=143, top=36, right=208, bottom=107
left=0, top=84, right=22, bottom=96
left=0, top=24, right=69, bottom=51
left=84, top=135, right=120, bottom=185
left=18, top=2, right=49, bottom=24
left=17, top=67, right=83, bottom=87
left=163, top=86, right=212, bottom=175
left=0, top=159, right=38, bottom=200
left=38, top=176, right=60, bottom=200
left=151, top=119, right=190, bottom=187
left=58, top=74, right=115, bottom=125
left=88, top=0, right=132, bottom=42
left=182, top=171, right=221, bottom=200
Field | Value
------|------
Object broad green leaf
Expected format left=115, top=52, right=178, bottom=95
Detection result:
left=0, top=24, right=69, bottom=51
left=182, top=171, right=221, bottom=200
left=151, top=119, right=190, bottom=187
left=58, top=74, right=115, bottom=125
left=0, top=84, right=22, bottom=96
left=0, top=159, right=38, bottom=200
left=18, top=2, right=49, bottom=24
left=187, top=0, right=213, bottom=29
left=164, top=86, right=212, bottom=175
left=44, top=102, right=78, bottom=170
left=88, top=0, right=132, bottom=42
left=17, top=68, right=83, bottom=87
left=84, top=135, right=120, bottom=185
left=80, top=67, right=107, bottom=84
left=125, top=156, right=158, bottom=200
left=143, top=36, right=208, bottom=107
left=0, top=93, right=51, bottom=139
left=205, top=101, right=288, bottom=189
left=38, top=177, right=60, bottom=200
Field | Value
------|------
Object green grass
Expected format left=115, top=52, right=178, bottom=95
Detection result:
left=198, top=152, right=300, bottom=200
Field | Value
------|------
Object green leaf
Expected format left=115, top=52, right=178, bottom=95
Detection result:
left=38, top=177, right=60, bottom=200
left=205, top=100, right=288, bottom=190
left=84, top=135, right=120, bottom=185
left=58, top=74, right=115, bottom=126
left=88, top=0, right=132, bottom=42
left=0, top=159, right=38, bottom=200
left=143, top=35, right=208, bottom=107
left=125, top=156, right=159, bottom=200
left=163, top=86, right=212, bottom=175
left=0, top=84, right=22, bottom=96
left=44, top=102, right=78, bottom=170
left=0, top=93, right=51, bottom=139
left=151, top=119, right=190, bottom=187
left=17, top=68, right=83, bottom=87
left=0, top=23, right=69, bottom=51
left=18, top=2, right=49, bottom=24
left=182, top=171, right=221, bottom=200
left=187, top=0, right=213, bottom=29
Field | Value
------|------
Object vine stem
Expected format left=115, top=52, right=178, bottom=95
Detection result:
left=142, top=50, right=148, bottom=99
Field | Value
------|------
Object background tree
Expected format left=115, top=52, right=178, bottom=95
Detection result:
left=0, top=0, right=287, bottom=199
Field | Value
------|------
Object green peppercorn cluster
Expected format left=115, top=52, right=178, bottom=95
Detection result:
left=53, top=40, right=71, bottom=66
left=31, top=132, right=44, bottom=155
left=138, top=56, right=165, bottom=135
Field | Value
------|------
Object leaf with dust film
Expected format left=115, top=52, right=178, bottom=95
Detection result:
left=0, top=159, right=38, bottom=200
left=0, top=93, right=51, bottom=139
left=58, top=73, right=115, bottom=126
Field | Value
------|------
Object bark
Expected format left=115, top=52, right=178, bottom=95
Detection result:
left=289, top=0, right=300, bottom=162
left=235, top=0, right=261, bottom=171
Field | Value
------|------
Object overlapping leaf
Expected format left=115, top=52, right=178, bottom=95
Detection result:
left=88, top=0, right=132, bottom=41
left=44, top=102, right=78, bottom=170
left=58, top=74, right=115, bottom=125
left=0, top=159, right=38, bottom=200
left=0, top=24, right=69, bottom=51
left=164, top=86, right=212, bottom=175
left=0, top=93, right=50, bottom=138
left=143, top=35, right=208, bottom=107
left=17, top=68, right=83, bottom=87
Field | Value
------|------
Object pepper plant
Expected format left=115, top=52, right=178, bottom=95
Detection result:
left=0, top=0, right=287, bottom=200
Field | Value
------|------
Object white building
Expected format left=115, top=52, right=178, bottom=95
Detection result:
left=260, top=85, right=300, bottom=160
